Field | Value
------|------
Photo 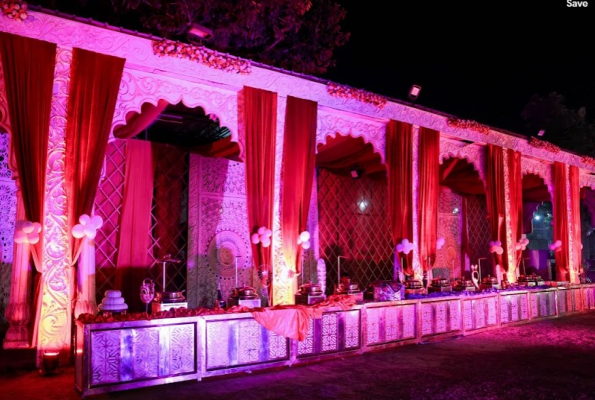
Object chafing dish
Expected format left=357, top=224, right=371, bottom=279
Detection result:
left=518, top=274, right=544, bottom=287
left=154, top=290, right=186, bottom=303
left=453, top=279, right=477, bottom=291
left=295, top=281, right=326, bottom=305
left=479, top=275, right=500, bottom=290
left=428, top=277, right=452, bottom=293
left=230, top=286, right=259, bottom=300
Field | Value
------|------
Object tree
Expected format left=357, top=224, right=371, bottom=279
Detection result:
left=521, top=92, right=595, bottom=157
left=28, top=0, right=350, bottom=76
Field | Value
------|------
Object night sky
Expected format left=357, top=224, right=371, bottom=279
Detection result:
left=322, top=1, right=595, bottom=136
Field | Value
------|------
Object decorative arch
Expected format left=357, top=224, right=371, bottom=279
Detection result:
left=316, top=108, right=386, bottom=163
left=521, top=156, right=554, bottom=200
left=439, top=138, right=486, bottom=185
left=111, top=69, right=242, bottom=158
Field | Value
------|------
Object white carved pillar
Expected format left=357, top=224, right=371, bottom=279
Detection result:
left=73, top=237, right=97, bottom=317
left=566, top=164, right=578, bottom=283
left=502, top=149, right=517, bottom=282
left=3, top=184, right=31, bottom=349
left=272, top=96, right=293, bottom=305
left=36, top=46, right=73, bottom=365
left=411, top=125, right=421, bottom=279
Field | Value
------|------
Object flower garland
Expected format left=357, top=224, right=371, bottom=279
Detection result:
left=152, top=39, right=251, bottom=74
left=582, top=156, right=595, bottom=168
left=326, top=82, right=387, bottom=108
left=528, top=136, right=560, bottom=153
left=446, top=117, right=490, bottom=134
left=0, top=0, right=28, bottom=21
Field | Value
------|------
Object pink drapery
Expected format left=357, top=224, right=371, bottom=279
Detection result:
left=569, top=165, right=581, bottom=282
left=281, top=96, right=317, bottom=275
left=242, top=86, right=277, bottom=300
left=386, top=120, right=413, bottom=274
left=508, top=149, right=523, bottom=274
left=553, top=162, right=570, bottom=281
left=418, top=127, right=439, bottom=272
left=115, top=139, right=156, bottom=312
left=486, top=145, right=507, bottom=274
left=0, top=32, right=56, bottom=269
left=64, top=48, right=125, bottom=268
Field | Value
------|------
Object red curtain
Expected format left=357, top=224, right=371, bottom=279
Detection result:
left=65, top=48, right=125, bottom=265
left=115, top=139, right=156, bottom=311
left=553, top=162, right=570, bottom=281
left=242, top=86, right=277, bottom=298
left=418, top=127, right=439, bottom=272
left=508, top=149, right=523, bottom=275
left=486, top=145, right=507, bottom=274
left=0, top=33, right=56, bottom=268
left=281, top=96, right=317, bottom=274
left=386, top=120, right=413, bottom=274
left=113, top=100, right=169, bottom=139
left=569, top=165, right=581, bottom=282
left=153, top=143, right=184, bottom=261
left=191, top=135, right=241, bottom=160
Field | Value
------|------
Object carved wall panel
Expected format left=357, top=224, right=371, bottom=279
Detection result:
left=188, top=155, right=254, bottom=309
left=0, top=132, right=16, bottom=326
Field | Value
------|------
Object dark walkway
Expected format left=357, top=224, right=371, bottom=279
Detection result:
left=2, top=313, right=595, bottom=400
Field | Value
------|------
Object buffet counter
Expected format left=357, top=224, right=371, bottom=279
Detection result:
left=75, top=284, right=595, bottom=397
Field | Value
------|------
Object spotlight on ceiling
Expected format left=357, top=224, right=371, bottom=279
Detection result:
left=350, top=165, right=364, bottom=179
left=408, top=85, right=422, bottom=101
left=537, top=129, right=545, bottom=137
left=188, top=23, right=213, bottom=40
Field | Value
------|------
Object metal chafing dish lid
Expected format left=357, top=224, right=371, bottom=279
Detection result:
left=299, top=282, right=322, bottom=294
left=431, top=278, right=449, bottom=287
left=482, top=275, right=498, bottom=284
left=231, top=286, right=257, bottom=298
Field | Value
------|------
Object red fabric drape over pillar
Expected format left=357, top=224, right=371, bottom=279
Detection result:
left=65, top=48, right=125, bottom=265
left=0, top=32, right=56, bottom=268
left=418, top=127, right=439, bottom=272
left=486, top=145, right=506, bottom=275
left=115, top=139, right=156, bottom=311
left=281, top=96, right=317, bottom=275
left=508, top=149, right=523, bottom=277
left=569, top=165, right=582, bottom=282
left=386, top=120, right=413, bottom=274
left=242, top=87, right=277, bottom=299
left=553, top=161, right=570, bottom=281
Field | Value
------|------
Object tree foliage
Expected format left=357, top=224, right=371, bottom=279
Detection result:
left=522, top=92, right=595, bottom=157
left=29, top=0, right=350, bottom=76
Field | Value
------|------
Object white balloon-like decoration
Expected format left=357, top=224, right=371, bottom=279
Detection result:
left=549, top=239, right=562, bottom=252
left=297, top=230, right=311, bottom=250
left=515, top=236, right=530, bottom=251
left=251, top=226, right=273, bottom=247
left=14, top=220, right=42, bottom=244
left=72, top=214, right=103, bottom=240
left=396, top=238, right=415, bottom=254
left=489, top=240, right=504, bottom=255
left=436, top=237, right=445, bottom=250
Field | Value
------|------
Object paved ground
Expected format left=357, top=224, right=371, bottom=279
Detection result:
left=2, top=313, right=595, bottom=400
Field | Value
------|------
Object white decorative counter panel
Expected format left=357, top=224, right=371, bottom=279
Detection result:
left=202, top=312, right=290, bottom=377
left=363, top=300, right=418, bottom=349
left=528, top=288, right=558, bottom=319
left=462, top=293, right=499, bottom=333
left=499, top=291, right=530, bottom=325
left=581, top=284, right=595, bottom=310
left=293, top=307, right=362, bottom=361
left=419, top=298, right=462, bottom=340
left=75, top=317, right=200, bottom=397
left=557, top=286, right=584, bottom=315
